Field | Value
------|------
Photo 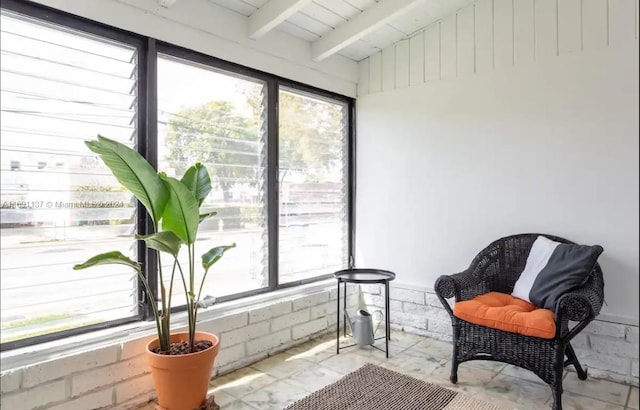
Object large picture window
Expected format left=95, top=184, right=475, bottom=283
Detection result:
left=278, top=88, right=349, bottom=283
left=0, top=10, right=141, bottom=344
left=0, top=2, right=353, bottom=350
left=157, top=54, right=269, bottom=300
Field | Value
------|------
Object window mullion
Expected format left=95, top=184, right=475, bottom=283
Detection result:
left=267, top=79, right=279, bottom=291
left=139, top=38, right=158, bottom=319
left=348, top=101, right=356, bottom=269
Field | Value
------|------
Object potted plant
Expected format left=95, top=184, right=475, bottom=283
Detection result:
left=74, top=135, right=235, bottom=410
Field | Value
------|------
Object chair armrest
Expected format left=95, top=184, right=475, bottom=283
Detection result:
left=555, top=286, right=602, bottom=322
left=435, top=270, right=488, bottom=317
left=435, top=270, right=478, bottom=299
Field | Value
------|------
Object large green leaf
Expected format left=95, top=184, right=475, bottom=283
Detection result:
left=160, top=176, right=200, bottom=245
left=73, top=251, right=141, bottom=272
left=135, top=231, right=183, bottom=258
left=180, top=163, right=212, bottom=207
left=202, top=244, right=236, bottom=273
left=86, top=135, right=168, bottom=224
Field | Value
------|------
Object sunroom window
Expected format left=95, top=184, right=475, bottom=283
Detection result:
left=0, top=10, right=140, bottom=345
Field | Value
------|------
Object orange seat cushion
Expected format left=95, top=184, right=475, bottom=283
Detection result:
left=453, top=292, right=556, bottom=339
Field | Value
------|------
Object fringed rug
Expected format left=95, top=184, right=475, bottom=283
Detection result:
left=284, top=363, right=508, bottom=410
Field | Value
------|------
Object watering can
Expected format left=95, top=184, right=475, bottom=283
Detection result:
left=344, top=309, right=384, bottom=346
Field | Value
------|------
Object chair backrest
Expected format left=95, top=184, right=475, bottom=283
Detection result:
left=471, top=234, right=604, bottom=311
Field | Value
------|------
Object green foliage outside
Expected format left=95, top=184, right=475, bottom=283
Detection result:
left=163, top=88, right=346, bottom=207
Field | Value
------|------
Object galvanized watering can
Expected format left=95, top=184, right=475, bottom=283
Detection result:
left=344, top=309, right=384, bottom=346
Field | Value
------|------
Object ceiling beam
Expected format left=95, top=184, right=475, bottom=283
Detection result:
left=158, top=0, right=179, bottom=7
left=311, top=0, right=421, bottom=62
left=248, top=0, right=314, bottom=40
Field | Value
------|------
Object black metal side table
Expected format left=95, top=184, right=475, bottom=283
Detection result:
left=334, top=268, right=396, bottom=358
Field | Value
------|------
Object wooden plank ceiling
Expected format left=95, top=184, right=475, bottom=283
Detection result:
left=177, top=0, right=473, bottom=62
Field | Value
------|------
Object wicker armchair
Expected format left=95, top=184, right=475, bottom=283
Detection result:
left=435, top=233, right=604, bottom=410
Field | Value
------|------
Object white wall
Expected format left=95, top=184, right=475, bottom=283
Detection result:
left=355, top=0, right=639, bottom=324
left=29, top=0, right=358, bottom=97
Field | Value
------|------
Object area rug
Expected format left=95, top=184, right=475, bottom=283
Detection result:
left=284, top=363, right=508, bottom=410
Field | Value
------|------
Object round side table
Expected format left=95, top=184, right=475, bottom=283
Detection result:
left=334, top=268, right=396, bottom=358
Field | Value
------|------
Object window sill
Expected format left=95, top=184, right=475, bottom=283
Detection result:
left=0, top=279, right=336, bottom=370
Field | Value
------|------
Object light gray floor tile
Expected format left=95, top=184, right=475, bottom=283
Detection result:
left=250, top=352, right=314, bottom=379
left=629, top=387, right=639, bottom=410
left=428, top=362, right=500, bottom=388
left=551, top=391, right=625, bottom=409
left=287, top=364, right=345, bottom=392
left=378, top=348, right=448, bottom=381
left=388, top=330, right=427, bottom=348
left=208, top=390, right=236, bottom=407
left=500, top=364, right=547, bottom=385
left=562, top=371, right=629, bottom=406
left=319, top=350, right=383, bottom=374
left=409, top=338, right=453, bottom=359
left=221, top=400, right=260, bottom=410
left=464, top=359, right=507, bottom=372
left=210, top=366, right=278, bottom=399
left=345, top=340, right=408, bottom=358
left=285, top=337, right=337, bottom=363
left=241, top=379, right=309, bottom=410
left=483, top=373, right=551, bottom=409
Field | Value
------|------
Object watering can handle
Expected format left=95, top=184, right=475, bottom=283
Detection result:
left=371, top=310, right=384, bottom=336
left=343, top=309, right=354, bottom=335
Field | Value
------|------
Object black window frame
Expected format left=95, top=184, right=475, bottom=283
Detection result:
left=0, top=0, right=355, bottom=351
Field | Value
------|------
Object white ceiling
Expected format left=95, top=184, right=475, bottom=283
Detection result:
left=204, top=0, right=473, bottom=62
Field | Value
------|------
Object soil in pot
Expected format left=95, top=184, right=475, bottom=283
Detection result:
left=151, top=340, right=213, bottom=355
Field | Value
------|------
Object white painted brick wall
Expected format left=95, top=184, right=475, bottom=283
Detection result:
left=590, top=336, right=639, bottom=358
left=71, top=355, right=149, bottom=396
left=245, top=329, right=292, bottom=356
left=586, top=321, right=626, bottom=338
left=48, top=388, right=113, bottom=410
left=389, top=287, right=425, bottom=305
left=120, top=336, right=155, bottom=361
left=22, top=345, right=119, bottom=388
left=271, top=308, right=310, bottom=331
left=198, top=312, right=249, bottom=335
left=0, top=379, right=66, bottom=409
left=570, top=333, right=590, bottom=350
left=575, top=349, right=631, bottom=376
left=361, top=282, right=639, bottom=387
left=248, top=301, right=292, bottom=324
left=292, top=317, right=328, bottom=340
left=0, top=369, right=22, bottom=394
left=292, top=292, right=329, bottom=311
left=310, top=301, right=336, bottom=319
left=214, top=343, right=246, bottom=368
left=0, top=284, right=353, bottom=410
left=220, top=321, right=270, bottom=347
left=627, top=326, right=639, bottom=344
left=115, top=373, right=155, bottom=404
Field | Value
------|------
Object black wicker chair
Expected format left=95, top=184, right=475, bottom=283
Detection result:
left=435, top=233, right=604, bottom=410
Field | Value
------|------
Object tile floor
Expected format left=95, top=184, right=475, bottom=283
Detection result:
left=138, top=332, right=639, bottom=410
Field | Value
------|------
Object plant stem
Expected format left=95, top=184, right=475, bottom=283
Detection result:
left=152, top=221, right=170, bottom=351
left=135, top=269, right=164, bottom=351
left=193, top=266, right=212, bottom=329
left=176, top=259, right=194, bottom=351
left=166, top=258, right=178, bottom=340
left=189, top=243, right=196, bottom=351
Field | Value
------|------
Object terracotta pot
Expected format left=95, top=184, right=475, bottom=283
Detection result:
left=146, top=331, right=220, bottom=410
